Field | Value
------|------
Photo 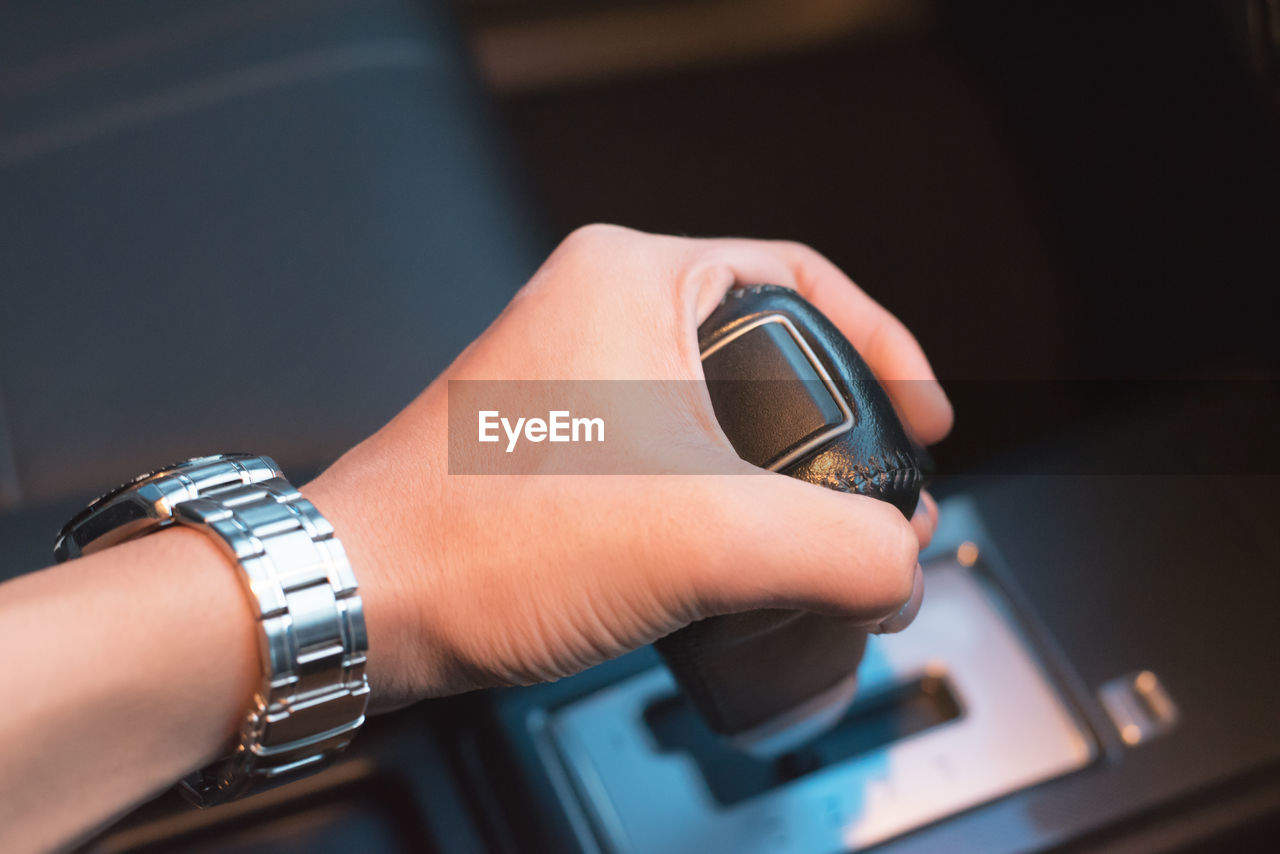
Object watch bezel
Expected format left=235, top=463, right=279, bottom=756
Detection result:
left=53, top=454, right=259, bottom=561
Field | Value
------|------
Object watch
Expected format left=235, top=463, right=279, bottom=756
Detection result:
left=54, top=454, right=370, bottom=806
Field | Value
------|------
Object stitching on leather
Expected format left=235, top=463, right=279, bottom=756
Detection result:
left=817, top=448, right=922, bottom=496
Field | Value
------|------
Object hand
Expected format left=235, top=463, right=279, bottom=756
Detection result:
left=306, top=225, right=952, bottom=709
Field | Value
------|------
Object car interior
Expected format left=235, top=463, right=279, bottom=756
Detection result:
left=1, top=0, right=1277, bottom=852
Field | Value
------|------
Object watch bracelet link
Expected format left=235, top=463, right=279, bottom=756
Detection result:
left=84, top=456, right=369, bottom=806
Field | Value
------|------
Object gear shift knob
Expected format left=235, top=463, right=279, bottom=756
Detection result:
left=654, top=285, right=926, bottom=756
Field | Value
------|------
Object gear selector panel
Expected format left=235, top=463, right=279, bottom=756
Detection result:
left=537, top=501, right=1097, bottom=854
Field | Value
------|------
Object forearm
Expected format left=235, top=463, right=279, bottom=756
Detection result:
left=0, top=527, right=257, bottom=853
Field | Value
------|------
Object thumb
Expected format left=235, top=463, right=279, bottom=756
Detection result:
left=679, top=466, right=922, bottom=629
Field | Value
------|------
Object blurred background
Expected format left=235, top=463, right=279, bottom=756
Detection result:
left=1, top=0, right=1277, bottom=851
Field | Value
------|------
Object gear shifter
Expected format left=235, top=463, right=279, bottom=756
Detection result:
left=654, top=285, right=926, bottom=756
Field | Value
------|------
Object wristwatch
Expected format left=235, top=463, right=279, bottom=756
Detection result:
left=54, top=454, right=370, bottom=807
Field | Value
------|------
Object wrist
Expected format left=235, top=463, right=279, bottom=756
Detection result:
left=47, top=454, right=376, bottom=806
left=130, top=526, right=263, bottom=767
left=301, top=469, right=446, bottom=710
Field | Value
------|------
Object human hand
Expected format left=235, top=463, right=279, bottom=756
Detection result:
left=304, top=225, right=952, bottom=710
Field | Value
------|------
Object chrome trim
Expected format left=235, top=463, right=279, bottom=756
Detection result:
left=1098, top=670, right=1180, bottom=747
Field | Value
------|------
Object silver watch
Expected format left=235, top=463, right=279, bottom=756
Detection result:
left=55, top=454, right=370, bottom=806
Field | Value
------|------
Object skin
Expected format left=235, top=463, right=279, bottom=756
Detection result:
left=0, top=226, right=950, bottom=853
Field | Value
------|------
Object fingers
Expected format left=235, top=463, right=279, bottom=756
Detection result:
left=767, top=241, right=952, bottom=445
left=910, top=490, right=938, bottom=550
left=677, top=466, right=922, bottom=628
left=687, top=237, right=953, bottom=446
left=544, top=227, right=952, bottom=445
left=680, top=242, right=801, bottom=322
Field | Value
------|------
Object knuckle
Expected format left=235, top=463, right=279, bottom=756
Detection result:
left=774, top=238, right=826, bottom=266
left=684, top=253, right=736, bottom=293
left=526, top=224, right=638, bottom=298
left=776, top=238, right=816, bottom=256
left=560, top=222, right=631, bottom=252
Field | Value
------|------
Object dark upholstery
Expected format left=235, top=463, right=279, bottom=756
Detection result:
left=0, top=0, right=547, bottom=576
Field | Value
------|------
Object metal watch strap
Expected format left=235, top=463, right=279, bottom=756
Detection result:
left=176, top=467, right=369, bottom=806
left=55, top=455, right=370, bottom=807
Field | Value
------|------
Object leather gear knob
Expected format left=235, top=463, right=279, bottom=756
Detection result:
left=654, top=285, right=925, bottom=754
